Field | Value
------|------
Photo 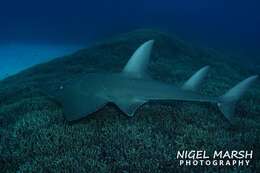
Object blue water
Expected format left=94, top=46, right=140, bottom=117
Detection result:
left=0, top=0, right=259, bottom=76
left=0, top=43, right=82, bottom=79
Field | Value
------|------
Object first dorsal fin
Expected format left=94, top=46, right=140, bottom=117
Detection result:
left=122, top=40, right=154, bottom=78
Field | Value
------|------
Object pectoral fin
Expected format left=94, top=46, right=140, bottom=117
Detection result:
left=59, top=86, right=108, bottom=121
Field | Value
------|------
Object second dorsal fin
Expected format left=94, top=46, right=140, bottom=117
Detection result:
left=182, top=66, right=210, bottom=91
left=122, top=40, right=154, bottom=78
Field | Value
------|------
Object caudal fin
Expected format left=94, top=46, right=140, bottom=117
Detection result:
left=217, top=75, right=258, bottom=121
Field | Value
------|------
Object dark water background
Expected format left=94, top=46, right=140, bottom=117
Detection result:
left=0, top=0, right=259, bottom=78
